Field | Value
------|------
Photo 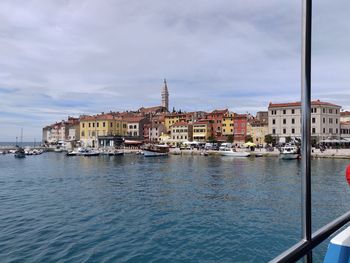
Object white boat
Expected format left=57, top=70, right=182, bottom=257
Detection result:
left=280, top=145, right=299, bottom=160
left=143, top=144, right=169, bottom=157
left=219, top=148, right=250, bottom=157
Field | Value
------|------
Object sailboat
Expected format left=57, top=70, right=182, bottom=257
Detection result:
left=14, top=129, right=25, bottom=158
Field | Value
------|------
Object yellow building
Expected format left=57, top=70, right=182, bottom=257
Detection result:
left=80, top=114, right=128, bottom=147
left=222, top=112, right=234, bottom=136
left=165, top=114, right=180, bottom=132
left=193, top=120, right=213, bottom=142
left=250, top=122, right=268, bottom=146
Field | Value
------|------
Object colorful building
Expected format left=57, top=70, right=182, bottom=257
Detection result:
left=222, top=112, right=234, bottom=138
left=233, top=114, right=248, bottom=144
left=170, top=122, right=193, bottom=145
left=205, top=109, right=228, bottom=140
left=80, top=113, right=128, bottom=147
left=193, top=120, right=213, bottom=142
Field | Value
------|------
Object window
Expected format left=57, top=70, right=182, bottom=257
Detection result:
left=103, top=122, right=106, bottom=127
left=323, top=118, right=325, bottom=124
left=336, top=119, right=338, bottom=124
left=110, top=123, right=113, bottom=127
left=336, top=128, right=338, bottom=134
left=312, top=118, right=315, bottom=123
left=283, top=119, right=286, bottom=124
left=82, top=123, right=85, bottom=128
left=323, top=128, right=326, bottom=134
left=329, top=118, right=333, bottom=124
left=292, top=109, right=295, bottom=114
left=292, top=118, right=295, bottom=124
left=329, top=128, right=333, bottom=134
left=92, top=123, right=95, bottom=128
left=323, top=108, right=326, bottom=113
left=272, top=119, right=276, bottom=125
left=96, top=123, right=99, bottom=127
left=336, top=109, right=338, bottom=114
left=81, top=131, right=85, bottom=137
left=283, top=109, right=286, bottom=114
left=283, top=128, right=286, bottom=134
left=312, top=128, right=316, bottom=134
left=329, top=109, right=333, bottom=114
left=292, top=128, right=295, bottom=134
left=314, top=108, right=317, bottom=113
left=134, top=125, right=137, bottom=129
left=89, top=123, right=91, bottom=128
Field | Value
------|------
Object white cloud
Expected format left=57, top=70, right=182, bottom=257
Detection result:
left=0, top=0, right=349, bottom=140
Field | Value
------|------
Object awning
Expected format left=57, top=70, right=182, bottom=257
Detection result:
left=124, top=140, right=143, bottom=145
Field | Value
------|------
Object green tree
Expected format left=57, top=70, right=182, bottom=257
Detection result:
left=245, top=135, right=253, bottom=143
left=286, top=136, right=292, bottom=144
left=227, top=135, right=234, bottom=143
left=207, top=136, right=217, bottom=143
left=264, top=134, right=274, bottom=145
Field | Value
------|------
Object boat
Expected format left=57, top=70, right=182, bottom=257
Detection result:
left=143, top=144, right=169, bottom=157
left=200, top=151, right=208, bottom=156
left=280, top=144, right=299, bottom=160
left=219, top=148, right=250, bottom=157
left=101, top=149, right=124, bottom=156
left=14, top=147, right=26, bottom=158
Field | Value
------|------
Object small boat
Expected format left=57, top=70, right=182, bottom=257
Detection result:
left=254, top=153, right=263, bottom=157
left=280, top=145, right=299, bottom=160
left=200, top=151, right=208, bottom=156
left=219, top=148, right=250, bottom=157
left=143, top=144, right=169, bottom=157
left=14, top=147, right=26, bottom=158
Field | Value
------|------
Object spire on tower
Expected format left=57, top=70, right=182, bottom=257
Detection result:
left=161, top=79, right=169, bottom=110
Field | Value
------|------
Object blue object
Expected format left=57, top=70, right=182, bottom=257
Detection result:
left=324, top=226, right=350, bottom=263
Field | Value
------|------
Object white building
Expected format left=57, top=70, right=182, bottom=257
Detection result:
left=170, top=122, right=193, bottom=145
left=268, top=100, right=341, bottom=142
left=149, top=123, right=165, bottom=142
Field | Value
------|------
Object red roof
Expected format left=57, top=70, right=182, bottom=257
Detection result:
left=122, top=116, right=146, bottom=123
left=341, top=111, right=350, bottom=116
left=269, top=100, right=341, bottom=108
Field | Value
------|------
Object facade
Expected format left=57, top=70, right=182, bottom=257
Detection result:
left=233, top=114, right=248, bottom=144
left=268, top=100, right=341, bottom=142
left=222, top=112, right=234, bottom=137
left=250, top=121, right=268, bottom=145
left=149, top=123, right=165, bottom=142
left=161, top=79, right=169, bottom=110
left=341, top=111, right=350, bottom=122
left=193, top=120, right=213, bottom=142
left=341, top=122, right=350, bottom=139
left=205, top=109, right=228, bottom=140
left=80, top=114, right=128, bottom=147
left=256, top=111, right=268, bottom=123
left=170, top=122, right=193, bottom=145
left=124, top=116, right=149, bottom=139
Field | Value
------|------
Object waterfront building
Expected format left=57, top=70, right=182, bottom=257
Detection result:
left=250, top=120, right=268, bottom=145
left=268, top=100, right=341, bottom=143
left=170, top=122, right=193, bottom=145
left=233, top=114, right=248, bottom=144
left=80, top=113, right=128, bottom=147
left=222, top=112, right=234, bottom=138
left=165, top=111, right=207, bottom=132
left=42, top=121, right=67, bottom=144
left=161, top=79, right=169, bottom=111
left=148, top=123, right=166, bottom=142
left=341, top=111, right=350, bottom=122
left=193, top=120, right=213, bottom=142
left=341, top=121, right=350, bottom=140
left=123, top=116, right=149, bottom=139
left=205, top=109, right=229, bottom=140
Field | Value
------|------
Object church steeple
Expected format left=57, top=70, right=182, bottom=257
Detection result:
left=161, top=79, right=169, bottom=110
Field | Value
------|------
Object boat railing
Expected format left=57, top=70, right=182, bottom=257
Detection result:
left=270, top=0, right=350, bottom=262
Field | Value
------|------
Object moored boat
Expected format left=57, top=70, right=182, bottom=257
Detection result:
left=280, top=145, right=299, bottom=160
left=219, top=148, right=250, bottom=157
left=14, top=147, right=26, bottom=158
left=143, top=144, right=169, bottom=157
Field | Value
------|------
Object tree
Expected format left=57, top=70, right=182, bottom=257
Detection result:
left=264, top=134, right=274, bottom=145
left=286, top=136, right=292, bottom=144
left=207, top=136, right=217, bottom=143
left=227, top=135, right=234, bottom=143
left=245, top=135, right=253, bottom=143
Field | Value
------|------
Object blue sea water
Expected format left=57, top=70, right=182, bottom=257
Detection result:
left=0, top=153, right=349, bottom=262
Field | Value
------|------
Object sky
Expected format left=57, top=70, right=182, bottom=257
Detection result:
left=0, top=0, right=349, bottom=141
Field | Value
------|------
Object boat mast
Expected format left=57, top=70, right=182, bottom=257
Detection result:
left=20, top=128, right=23, bottom=147
left=301, top=0, right=312, bottom=262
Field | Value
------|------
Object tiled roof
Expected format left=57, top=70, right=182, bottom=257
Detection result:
left=341, top=111, right=350, bottom=116
left=269, top=100, right=341, bottom=108
left=122, top=116, right=146, bottom=123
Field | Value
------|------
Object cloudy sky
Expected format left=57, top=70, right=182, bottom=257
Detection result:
left=0, top=0, right=349, bottom=141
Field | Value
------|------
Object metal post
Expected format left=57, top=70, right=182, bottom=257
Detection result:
left=301, top=0, right=312, bottom=262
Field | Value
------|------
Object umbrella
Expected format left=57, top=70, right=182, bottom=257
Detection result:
left=243, top=142, right=256, bottom=147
